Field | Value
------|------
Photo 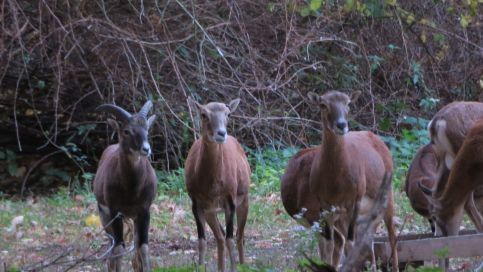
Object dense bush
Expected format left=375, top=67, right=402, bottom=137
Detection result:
left=0, top=0, right=481, bottom=192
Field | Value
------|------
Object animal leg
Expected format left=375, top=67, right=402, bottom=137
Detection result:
left=98, top=204, right=113, bottom=234
left=318, top=222, right=335, bottom=266
left=433, top=149, right=451, bottom=197
left=464, top=192, right=483, bottom=232
left=107, top=212, right=124, bottom=272
left=316, top=233, right=329, bottom=265
left=205, top=211, right=226, bottom=272
left=235, top=196, right=248, bottom=265
left=132, top=210, right=150, bottom=272
left=428, top=219, right=436, bottom=235
left=332, top=226, right=346, bottom=267
left=384, top=198, right=399, bottom=272
left=225, top=199, right=236, bottom=272
left=107, top=245, right=123, bottom=272
left=192, top=200, right=207, bottom=266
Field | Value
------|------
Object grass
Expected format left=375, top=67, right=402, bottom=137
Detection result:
left=0, top=122, right=480, bottom=271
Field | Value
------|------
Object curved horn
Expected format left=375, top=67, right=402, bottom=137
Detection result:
left=138, top=100, right=153, bottom=118
left=96, top=104, right=132, bottom=123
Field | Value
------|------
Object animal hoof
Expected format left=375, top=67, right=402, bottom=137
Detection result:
left=133, top=244, right=150, bottom=272
left=107, top=245, right=123, bottom=272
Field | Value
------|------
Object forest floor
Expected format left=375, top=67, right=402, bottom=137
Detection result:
left=1, top=187, right=481, bottom=271
left=1, top=144, right=482, bottom=271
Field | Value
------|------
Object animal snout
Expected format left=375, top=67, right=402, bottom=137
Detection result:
left=214, top=129, right=227, bottom=143
left=141, top=142, right=151, bottom=156
left=217, top=130, right=227, bottom=138
left=336, top=121, right=347, bottom=130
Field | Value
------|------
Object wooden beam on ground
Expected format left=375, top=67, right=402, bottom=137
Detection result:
left=374, top=229, right=477, bottom=242
left=374, top=231, right=483, bottom=263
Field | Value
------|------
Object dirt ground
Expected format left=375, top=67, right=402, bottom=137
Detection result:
left=1, top=192, right=482, bottom=271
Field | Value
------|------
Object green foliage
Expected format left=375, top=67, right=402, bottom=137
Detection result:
left=432, top=33, right=447, bottom=46
left=310, top=0, right=323, bottom=11
left=6, top=266, right=21, bottom=272
left=433, top=246, right=449, bottom=259
left=36, top=79, right=46, bottom=90
left=157, top=168, right=186, bottom=198
left=82, top=172, right=95, bottom=183
left=298, top=256, right=325, bottom=267
left=380, top=116, right=430, bottom=190
left=410, top=61, right=423, bottom=87
left=298, top=0, right=325, bottom=17
left=343, top=0, right=390, bottom=17
left=419, top=97, right=440, bottom=112
left=44, top=169, right=71, bottom=182
left=0, top=149, right=21, bottom=177
left=61, top=142, right=90, bottom=167
left=387, top=44, right=400, bottom=51
left=406, top=267, right=442, bottom=272
left=237, top=264, right=279, bottom=272
left=247, top=146, right=298, bottom=196
left=46, top=187, right=74, bottom=207
left=369, top=55, right=384, bottom=73
left=76, top=124, right=96, bottom=137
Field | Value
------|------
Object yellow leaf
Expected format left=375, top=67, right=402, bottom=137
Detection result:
left=420, top=32, right=427, bottom=43
left=85, top=214, right=101, bottom=228
left=460, top=15, right=471, bottom=28
left=343, top=0, right=355, bottom=12
left=419, top=18, right=430, bottom=25
left=25, top=109, right=41, bottom=116
left=436, top=50, right=445, bottom=62
left=386, top=0, right=397, bottom=6
left=406, top=14, right=415, bottom=24
left=436, top=45, right=449, bottom=62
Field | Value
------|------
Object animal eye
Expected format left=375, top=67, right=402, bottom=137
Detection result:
left=201, top=113, right=208, bottom=119
left=123, top=129, right=130, bottom=136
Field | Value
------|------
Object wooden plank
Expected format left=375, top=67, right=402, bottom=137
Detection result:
left=374, top=229, right=477, bottom=242
left=374, top=232, right=483, bottom=263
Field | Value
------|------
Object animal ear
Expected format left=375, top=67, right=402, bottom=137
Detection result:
left=147, top=114, right=156, bottom=129
left=307, top=92, right=328, bottom=110
left=106, top=118, right=119, bottom=131
left=228, top=98, right=241, bottom=113
left=187, top=97, right=204, bottom=112
left=307, top=92, right=322, bottom=105
left=350, top=91, right=361, bottom=104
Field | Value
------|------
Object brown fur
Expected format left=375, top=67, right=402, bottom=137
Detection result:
left=429, top=102, right=483, bottom=160
left=406, top=144, right=483, bottom=235
left=281, top=91, right=398, bottom=271
left=429, top=120, right=483, bottom=235
left=404, top=144, right=438, bottom=231
left=425, top=101, right=483, bottom=236
left=185, top=98, right=250, bottom=272
left=94, top=144, right=156, bottom=217
left=93, top=102, right=156, bottom=272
